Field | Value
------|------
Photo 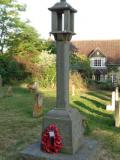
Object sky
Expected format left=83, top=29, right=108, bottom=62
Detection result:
left=19, top=0, right=120, bottom=40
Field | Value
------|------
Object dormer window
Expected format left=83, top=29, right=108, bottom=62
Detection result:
left=90, top=57, right=106, bottom=67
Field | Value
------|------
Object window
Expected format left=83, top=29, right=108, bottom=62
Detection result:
left=90, top=58, right=106, bottom=67
left=94, top=59, right=102, bottom=66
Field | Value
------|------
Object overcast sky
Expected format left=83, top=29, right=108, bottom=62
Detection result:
left=19, top=0, right=120, bottom=40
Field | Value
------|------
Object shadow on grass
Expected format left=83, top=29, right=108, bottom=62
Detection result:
left=80, top=96, right=106, bottom=109
left=72, top=101, right=114, bottom=130
left=74, top=100, right=111, bottom=118
left=86, top=91, right=111, bottom=101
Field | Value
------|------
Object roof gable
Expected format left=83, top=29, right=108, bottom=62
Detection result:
left=88, top=48, right=106, bottom=58
left=71, top=40, right=120, bottom=64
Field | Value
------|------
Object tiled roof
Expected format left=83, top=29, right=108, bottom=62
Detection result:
left=71, top=40, right=120, bottom=64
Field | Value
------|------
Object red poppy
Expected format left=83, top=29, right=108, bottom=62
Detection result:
left=41, top=124, right=63, bottom=153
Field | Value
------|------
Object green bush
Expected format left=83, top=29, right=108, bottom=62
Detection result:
left=70, top=53, right=92, bottom=78
left=0, top=55, right=27, bottom=84
left=19, top=51, right=56, bottom=88
left=39, top=64, right=56, bottom=88
left=96, top=80, right=114, bottom=90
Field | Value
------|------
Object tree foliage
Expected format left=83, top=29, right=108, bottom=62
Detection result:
left=41, top=39, right=56, bottom=54
left=0, top=54, right=27, bottom=84
left=8, top=23, right=43, bottom=55
left=70, top=53, right=92, bottom=78
left=0, top=0, right=25, bottom=54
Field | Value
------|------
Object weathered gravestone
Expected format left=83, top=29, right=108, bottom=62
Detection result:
left=6, top=86, right=13, bottom=96
left=27, top=82, right=39, bottom=93
left=72, top=81, right=75, bottom=96
left=115, top=87, right=119, bottom=101
left=115, top=87, right=120, bottom=127
left=33, top=93, right=43, bottom=117
left=112, top=91, right=115, bottom=110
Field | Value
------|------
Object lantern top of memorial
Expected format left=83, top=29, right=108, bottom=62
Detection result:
left=48, top=0, right=77, bottom=13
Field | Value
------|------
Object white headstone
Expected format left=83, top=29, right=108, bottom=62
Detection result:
left=106, top=91, right=116, bottom=111
left=115, top=87, right=119, bottom=101
left=112, top=91, right=115, bottom=111
left=72, top=83, right=75, bottom=96
left=106, top=104, right=113, bottom=111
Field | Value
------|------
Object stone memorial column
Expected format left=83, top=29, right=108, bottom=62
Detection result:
left=42, top=0, right=84, bottom=154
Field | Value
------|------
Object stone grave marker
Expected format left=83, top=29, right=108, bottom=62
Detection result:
left=115, top=87, right=120, bottom=127
left=106, top=91, right=115, bottom=111
left=115, top=101, right=120, bottom=127
left=33, top=93, right=43, bottom=117
left=27, top=81, right=39, bottom=93
left=72, top=81, right=75, bottom=96
left=6, top=86, right=13, bottom=96
left=112, top=91, right=116, bottom=110
left=115, top=87, right=119, bottom=101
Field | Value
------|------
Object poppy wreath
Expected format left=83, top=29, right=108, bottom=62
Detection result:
left=41, top=124, right=63, bottom=153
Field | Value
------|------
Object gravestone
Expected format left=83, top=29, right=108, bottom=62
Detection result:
left=27, top=82, right=39, bottom=93
left=111, top=91, right=115, bottom=111
left=115, top=101, right=120, bottom=127
left=6, top=86, right=13, bottom=96
left=106, top=91, right=115, bottom=111
left=115, top=87, right=119, bottom=101
left=72, top=82, right=75, bottom=96
left=115, top=87, right=120, bottom=127
left=33, top=82, right=39, bottom=93
left=33, top=93, right=43, bottom=117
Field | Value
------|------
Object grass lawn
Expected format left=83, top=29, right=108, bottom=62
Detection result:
left=0, top=86, right=120, bottom=160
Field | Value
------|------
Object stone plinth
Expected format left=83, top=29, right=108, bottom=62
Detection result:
left=21, top=138, right=101, bottom=160
left=42, top=108, right=84, bottom=154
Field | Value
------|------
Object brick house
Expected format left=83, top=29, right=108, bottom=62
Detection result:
left=71, top=40, right=120, bottom=84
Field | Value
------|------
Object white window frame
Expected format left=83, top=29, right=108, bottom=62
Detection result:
left=90, top=57, right=106, bottom=68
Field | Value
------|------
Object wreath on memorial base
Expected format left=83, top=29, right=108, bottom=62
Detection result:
left=41, top=124, right=63, bottom=153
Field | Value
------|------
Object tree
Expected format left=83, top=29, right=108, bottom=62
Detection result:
left=0, top=0, right=25, bottom=54
left=8, top=23, right=43, bottom=55
left=40, top=39, right=56, bottom=54
left=70, top=53, right=92, bottom=78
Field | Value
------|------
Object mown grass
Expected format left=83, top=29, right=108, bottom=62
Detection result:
left=0, top=86, right=120, bottom=159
